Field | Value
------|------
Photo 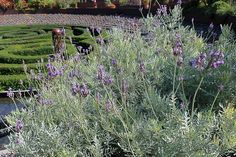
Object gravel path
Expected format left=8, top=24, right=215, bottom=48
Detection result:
left=0, top=14, right=139, bottom=28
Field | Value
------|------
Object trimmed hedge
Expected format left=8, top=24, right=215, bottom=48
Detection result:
left=0, top=25, right=93, bottom=90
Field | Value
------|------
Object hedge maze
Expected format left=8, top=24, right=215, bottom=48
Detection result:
left=0, top=25, right=94, bottom=91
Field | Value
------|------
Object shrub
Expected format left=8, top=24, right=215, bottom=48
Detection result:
left=211, top=1, right=234, bottom=15
left=0, top=0, right=14, bottom=10
left=28, top=0, right=55, bottom=9
left=5, top=5, right=236, bottom=156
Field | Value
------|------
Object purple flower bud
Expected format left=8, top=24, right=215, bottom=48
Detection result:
left=79, top=83, right=90, bottom=97
left=71, top=83, right=80, bottom=95
left=15, top=119, right=24, bottom=133
left=173, top=34, right=183, bottom=57
left=103, top=75, right=113, bottom=86
left=157, top=5, right=167, bottom=16
left=105, top=100, right=113, bottom=112
left=111, top=58, right=117, bottom=66
left=7, top=88, right=14, bottom=98
left=97, top=65, right=106, bottom=80
left=191, top=53, right=207, bottom=71
left=210, top=50, right=224, bottom=69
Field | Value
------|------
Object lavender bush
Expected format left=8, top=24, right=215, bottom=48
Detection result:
left=5, top=4, right=236, bottom=157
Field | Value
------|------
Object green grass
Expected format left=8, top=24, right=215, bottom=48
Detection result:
left=0, top=25, right=93, bottom=91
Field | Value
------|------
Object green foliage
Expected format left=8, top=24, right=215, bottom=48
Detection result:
left=209, top=1, right=234, bottom=15
left=28, top=0, right=55, bottom=9
left=5, top=4, right=236, bottom=157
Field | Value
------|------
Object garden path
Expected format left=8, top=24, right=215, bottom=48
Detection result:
left=0, top=14, right=139, bottom=28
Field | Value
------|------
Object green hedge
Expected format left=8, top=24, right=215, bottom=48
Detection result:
left=0, top=63, right=36, bottom=75
left=0, top=25, right=95, bottom=90
left=0, top=74, right=28, bottom=90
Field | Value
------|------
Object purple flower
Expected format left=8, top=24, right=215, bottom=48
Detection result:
left=46, top=63, right=66, bottom=78
left=175, top=33, right=181, bottom=40
left=15, top=120, right=24, bottom=133
left=173, top=34, right=183, bottom=56
left=71, top=83, right=80, bottom=95
left=190, top=53, right=207, bottom=71
left=105, top=100, right=113, bottom=112
left=103, top=75, right=113, bottom=86
left=157, top=5, right=167, bottom=16
left=46, top=63, right=58, bottom=77
left=111, top=58, right=117, bottom=66
left=79, top=83, right=90, bottom=97
left=210, top=50, right=224, bottom=69
left=7, top=88, right=14, bottom=98
left=97, top=65, right=106, bottom=80
left=173, top=46, right=183, bottom=56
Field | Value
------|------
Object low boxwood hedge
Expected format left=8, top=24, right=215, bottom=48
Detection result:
left=0, top=25, right=95, bottom=90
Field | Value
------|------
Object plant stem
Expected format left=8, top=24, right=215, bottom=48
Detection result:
left=191, top=76, right=204, bottom=120
left=209, top=90, right=220, bottom=115
left=172, top=62, right=177, bottom=94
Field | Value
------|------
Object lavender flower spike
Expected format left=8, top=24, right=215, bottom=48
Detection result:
left=97, top=65, right=106, bottom=80
left=15, top=119, right=24, bottom=133
left=210, top=50, right=224, bottom=69
left=7, top=88, right=14, bottom=98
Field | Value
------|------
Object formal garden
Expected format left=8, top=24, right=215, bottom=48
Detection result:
left=0, top=0, right=236, bottom=157
left=0, top=25, right=98, bottom=91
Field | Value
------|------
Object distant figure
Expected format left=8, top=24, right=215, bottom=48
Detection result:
left=52, top=28, right=66, bottom=60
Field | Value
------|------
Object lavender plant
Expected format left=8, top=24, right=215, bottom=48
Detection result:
left=5, top=4, right=236, bottom=157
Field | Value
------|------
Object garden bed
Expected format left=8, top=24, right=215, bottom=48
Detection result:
left=0, top=25, right=96, bottom=91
